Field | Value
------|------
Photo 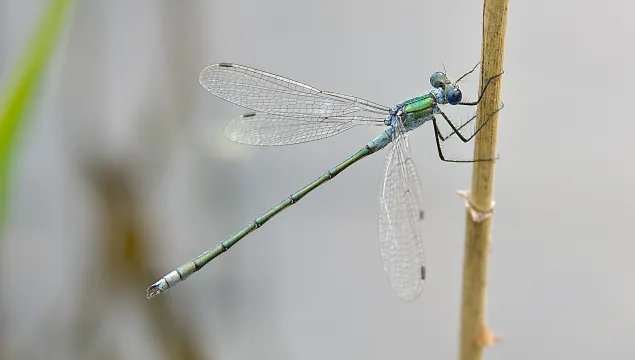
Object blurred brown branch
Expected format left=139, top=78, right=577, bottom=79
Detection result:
left=75, top=167, right=206, bottom=360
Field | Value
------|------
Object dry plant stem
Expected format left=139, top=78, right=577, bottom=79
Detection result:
left=458, top=1, right=508, bottom=360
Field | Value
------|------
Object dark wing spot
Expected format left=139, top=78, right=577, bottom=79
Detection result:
left=421, top=266, right=426, bottom=280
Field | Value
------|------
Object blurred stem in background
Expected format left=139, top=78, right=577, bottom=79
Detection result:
left=0, top=0, right=78, bottom=233
left=74, top=168, right=205, bottom=360
left=458, top=0, right=508, bottom=360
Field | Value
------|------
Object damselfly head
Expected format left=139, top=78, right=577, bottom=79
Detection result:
left=430, top=71, right=462, bottom=105
left=431, top=72, right=462, bottom=105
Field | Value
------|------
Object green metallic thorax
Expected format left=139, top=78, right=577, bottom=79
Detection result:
left=400, top=94, right=436, bottom=131
left=403, top=95, right=435, bottom=118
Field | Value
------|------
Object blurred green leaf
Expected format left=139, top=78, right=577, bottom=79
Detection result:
left=0, top=0, right=78, bottom=232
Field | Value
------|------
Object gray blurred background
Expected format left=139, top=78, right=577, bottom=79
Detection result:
left=1, top=0, right=633, bottom=359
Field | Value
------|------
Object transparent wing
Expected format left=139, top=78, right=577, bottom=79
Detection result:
left=224, top=112, right=385, bottom=146
left=378, top=126, right=426, bottom=302
left=199, top=63, right=390, bottom=118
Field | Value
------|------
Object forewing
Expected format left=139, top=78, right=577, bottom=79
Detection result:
left=199, top=63, right=389, bottom=118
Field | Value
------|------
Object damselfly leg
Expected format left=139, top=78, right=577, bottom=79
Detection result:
left=431, top=71, right=504, bottom=163
left=437, top=71, right=505, bottom=142
left=438, top=102, right=505, bottom=143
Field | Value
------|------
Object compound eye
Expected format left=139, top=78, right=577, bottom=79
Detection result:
left=446, top=88, right=462, bottom=105
left=430, top=72, right=446, bottom=88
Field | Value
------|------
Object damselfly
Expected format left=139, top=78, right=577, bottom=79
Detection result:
left=147, top=62, right=503, bottom=301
